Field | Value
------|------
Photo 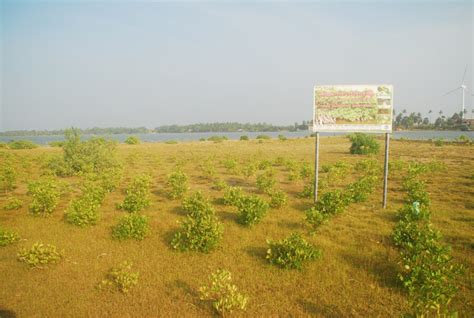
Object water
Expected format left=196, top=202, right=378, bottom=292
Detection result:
left=0, top=130, right=472, bottom=145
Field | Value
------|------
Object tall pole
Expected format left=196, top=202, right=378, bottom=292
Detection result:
left=313, top=132, right=320, bottom=204
left=462, top=87, right=465, bottom=118
left=383, top=133, right=390, bottom=209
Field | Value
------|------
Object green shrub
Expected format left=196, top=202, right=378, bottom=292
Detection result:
left=124, top=136, right=140, bottom=145
left=402, top=177, right=430, bottom=207
left=8, top=140, right=38, bottom=149
left=98, top=261, right=139, bottom=293
left=268, top=189, right=287, bottom=209
left=256, top=170, right=276, bottom=193
left=305, top=207, right=329, bottom=230
left=258, top=159, right=272, bottom=170
left=165, top=140, right=178, bottom=144
left=256, top=134, right=271, bottom=140
left=0, top=228, right=19, bottom=246
left=166, top=170, right=188, bottom=199
left=112, top=214, right=150, bottom=240
left=172, top=195, right=223, bottom=253
left=117, top=174, right=152, bottom=213
left=241, top=161, right=258, bottom=178
left=223, top=186, right=244, bottom=206
left=207, top=136, right=228, bottom=143
left=0, top=142, right=7, bottom=148
left=314, top=190, right=349, bottom=216
left=199, top=269, right=248, bottom=315
left=17, top=243, right=63, bottom=267
left=0, top=164, right=16, bottom=192
left=278, top=134, right=287, bottom=141
left=3, top=197, right=23, bottom=210
left=65, top=183, right=106, bottom=227
left=212, top=179, right=227, bottom=191
left=433, top=138, right=444, bottom=147
left=239, top=135, right=249, bottom=141
left=89, top=168, right=122, bottom=193
left=61, top=128, right=121, bottom=176
left=266, top=232, right=321, bottom=270
left=222, top=158, right=238, bottom=174
left=200, top=160, right=217, bottom=179
left=48, top=141, right=64, bottom=147
left=348, top=133, right=380, bottom=155
left=236, top=195, right=269, bottom=226
left=28, top=178, right=61, bottom=216
left=298, top=182, right=314, bottom=199
left=346, top=175, right=377, bottom=203
left=354, top=159, right=380, bottom=175
left=299, top=162, right=312, bottom=179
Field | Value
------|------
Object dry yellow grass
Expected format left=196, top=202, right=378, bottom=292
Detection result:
left=0, top=137, right=473, bottom=317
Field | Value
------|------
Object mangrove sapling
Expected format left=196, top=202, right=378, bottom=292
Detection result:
left=199, top=269, right=249, bottom=315
left=256, top=169, right=276, bottom=193
left=348, top=133, right=380, bottom=155
left=0, top=163, right=16, bottom=193
left=28, top=178, right=61, bottom=217
left=236, top=195, right=269, bottom=226
left=172, top=194, right=223, bottom=252
left=17, top=242, right=63, bottom=268
left=112, top=214, right=150, bottom=240
left=117, top=174, right=152, bottom=213
left=266, top=232, right=321, bottom=270
left=98, top=261, right=139, bottom=293
left=124, top=136, right=140, bottom=145
left=65, top=182, right=106, bottom=227
left=222, top=186, right=244, bottom=206
left=3, top=196, right=23, bottom=210
left=166, top=170, right=188, bottom=199
left=0, top=227, right=19, bottom=246
left=268, top=189, right=288, bottom=209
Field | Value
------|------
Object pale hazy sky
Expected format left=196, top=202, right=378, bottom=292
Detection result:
left=0, top=0, right=472, bottom=131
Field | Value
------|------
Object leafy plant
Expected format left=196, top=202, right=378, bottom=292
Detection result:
left=241, top=161, right=258, bottom=178
left=112, top=214, right=150, bottom=240
left=0, top=227, right=19, bottom=246
left=200, top=160, right=217, bottom=179
left=65, top=183, right=106, bottom=227
left=256, top=170, right=276, bottom=193
left=256, top=134, right=270, bottom=140
left=166, top=170, right=188, bottom=199
left=221, top=158, right=238, bottom=174
left=98, top=261, right=139, bottom=293
left=239, top=135, right=249, bottom=141
left=346, top=175, right=377, bottom=203
left=0, top=163, right=16, bottom=192
left=236, top=195, right=269, bottom=226
left=3, top=196, right=23, bottom=210
left=212, top=179, right=227, bottom=191
left=223, top=186, right=244, bottom=206
left=172, top=194, right=223, bottom=252
left=124, top=136, right=140, bottom=145
left=17, top=243, right=63, bottom=267
left=348, top=133, right=380, bottom=155
left=305, top=207, right=329, bottom=230
left=199, top=269, right=248, bottom=315
left=268, top=189, right=287, bottom=209
left=117, top=174, right=152, bottom=213
left=433, top=138, right=444, bottom=147
left=278, top=134, right=287, bottom=141
left=314, top=190, right=349, bottom=216
left=8, top=140, right=38, bottom=149
left=28, top=178, right=61, bottom=216
left=266, top=232, right=321, bottom=269
left=402, top=177, right=430, bottom=207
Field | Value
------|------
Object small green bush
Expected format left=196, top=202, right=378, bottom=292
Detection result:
left=256, top=134, right=271, bottom=140
left=212, top=179, right=227, bottom=191
left=222, top=158, right=238, bottom=174
left=0, top=164, right=16, bottom=192
left=65, top=183, right=106, bottom=227
left=266, top=232, right=321, bottom=269
left=0, top=227, right=19, bottom=246
left=124, top=136, right=140, bottom=145
left=256, top=170, right=276, bottom=193
left=98, top=261, right=139, bottom=293
left=241, top=161, right=258, bottom=178
left=314, top=190, right=349, bottom=216
left=172, top=195, right=223, bottom=253
left=305, top=207, right=329, bottom=230
left=268, top=189, right=287, bottom=209
left=433, top=138, right=444, bottom=147
left=236, top=195, right=269, bottom=226
left=207, top=136, right=228, bottom=143
left=17, top=242, right=63, bottom=267
left=199, top=269, right=249, bottom=315
left=48, top=141, right=65, bottom=147
left=239, top=135, right=249, bottom=141
left=28, top=178, right=61, bottom=216
left=200, top=160, right=217, bottom=179
left=8, top=140, right=38, bottom=149
left=166, top=170, right=188, bottom=199
left=3, top=197, right=24, bottom=210
left=402, top=177, right=430, bottom=207
left=278, top=134, right=287, bottom=141
left=223, top=186, right=244, bottom=206
left=117, top=174, right=152, bottom=213
left=348, top=133, right=380, bottom=155
left=112, top=214, right=150, bottom=240
left=299, top=162, right=312, bottom=179
left=346, top=175, right=377, bottom=203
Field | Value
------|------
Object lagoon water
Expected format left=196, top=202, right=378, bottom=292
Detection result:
left=0, top=130, right=472, bottom=145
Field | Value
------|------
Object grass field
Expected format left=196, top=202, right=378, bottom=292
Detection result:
left=0, top=136, right=473, bottom=317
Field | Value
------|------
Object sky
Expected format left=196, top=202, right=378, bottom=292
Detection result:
left=0, top=0, right=472, bottom=131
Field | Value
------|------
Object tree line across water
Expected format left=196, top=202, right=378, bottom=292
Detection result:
left=0, top=110, right=470, bottom=136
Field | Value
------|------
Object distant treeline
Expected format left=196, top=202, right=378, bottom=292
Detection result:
left=0, top=122, right=310, bottom=136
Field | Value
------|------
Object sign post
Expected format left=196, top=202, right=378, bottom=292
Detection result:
left=312, top=84, right=393, bottom=208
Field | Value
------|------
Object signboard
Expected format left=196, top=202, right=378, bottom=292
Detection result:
left=313, top=85, right=393, bottom=132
